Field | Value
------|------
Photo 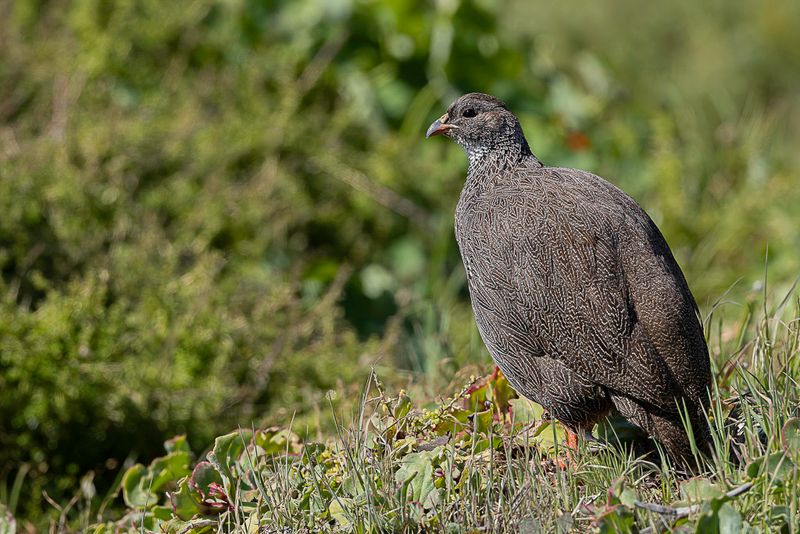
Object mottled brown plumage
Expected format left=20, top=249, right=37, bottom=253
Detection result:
left=427, top=93, right=712, bottom=461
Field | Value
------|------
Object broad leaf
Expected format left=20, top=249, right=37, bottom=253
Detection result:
left=169, top=478, right=203, bottom=521
left=395, top=447, right=443, bottom=508
left=746, top=452, right=794, bottom=481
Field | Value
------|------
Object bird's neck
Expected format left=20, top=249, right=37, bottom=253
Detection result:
left=465, top=139, right=542, bottom=179
left=458, top=142, right=542, bottom=213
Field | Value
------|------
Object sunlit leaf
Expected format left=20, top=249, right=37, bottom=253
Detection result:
left=328, top=497, right=354, bottom=529
left=122, top=464, right=154, bottom=509
left=681, top=478, right=724, bottom=502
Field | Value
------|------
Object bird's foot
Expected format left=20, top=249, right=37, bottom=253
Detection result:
left=539, top=454, right=572, bottom=471
left=543, top=429, right=579, bottom=471
left=554, top=457, right=570, bottom=471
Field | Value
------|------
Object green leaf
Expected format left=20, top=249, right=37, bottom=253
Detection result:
left=509, top=398, right=569, bottom=453
left=509, top=401, right=568, bottom=455
left=122, top=464, right=154, bottom=508
left=164, top=518, right=217, bottom=534
left=152, top=505, right=173, bottom=521
left=509, top=397, right=543, bottom=426
left=190, top=461, right=223, bottom=497
left=208, top=429, right=253, bottom=494
left=485, top=369, right=516, bottom=413
left=695, top=508, right=717, bottom=533
left=120, top=510, right=160, bottom=533
left=328, top=497, right=354, bottom=529
left=746, top=451, right=795, bottom=481
left=303, top=442, right=326, bottom=462
left=717, top=502, right=743, bottom=534
left=395, top=448, right=443, bottom=508
left=596, top=506, right=635, bottom=533
left=121, top=450, right=193, bottom=510
left=681, top=478, right=724, bottom=502
left=768, top=505, right=791, bottom=529
left=608, top=478, right=637, bottom=508
left=781, top=418, right=800, bottom=457
left=470, top=408, right=494, bottom=434
left=150, top=452, right=193, bottom=492
left=161, top=518, right=190, bottom=534
left=341, top=472, right=366, bottom=498
left=431, top=408, right=470, bottom=435
left=169, top=477, right=203, bottom=521
left=254, top=427, right=301, bottom=456
left=393, top=391, right=412, bottom=419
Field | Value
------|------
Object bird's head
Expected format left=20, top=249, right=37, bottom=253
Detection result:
left=425, top=92, right=531, bottom=162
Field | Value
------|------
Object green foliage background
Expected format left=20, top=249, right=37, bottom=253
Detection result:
left=1, top=0, right=799, bottom=524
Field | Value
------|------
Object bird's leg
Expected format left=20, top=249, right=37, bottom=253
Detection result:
left=556, top=429, right=607, bottom=468
left=552, top=429, right=579, bottom=470
left=566, top=429, right=579, bottom=451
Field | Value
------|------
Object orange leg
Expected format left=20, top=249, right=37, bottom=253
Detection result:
left=566, top=430, right=579, bottom=451
left=555, top=430, right=579, bottom=470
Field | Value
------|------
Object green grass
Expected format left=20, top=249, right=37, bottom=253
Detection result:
left=59, top=286, right=799, bottom=533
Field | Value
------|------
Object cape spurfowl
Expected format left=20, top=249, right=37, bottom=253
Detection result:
left=426, top=93, right=712, bottom=461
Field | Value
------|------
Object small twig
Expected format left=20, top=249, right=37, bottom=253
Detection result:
left=723, top=481, right=755, bottom=499
left=634, top=481, right=754, bottom=518
left=42, top=490, right=80, bottom=533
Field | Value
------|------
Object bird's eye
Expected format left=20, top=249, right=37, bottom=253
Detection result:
left=462, top=108, right=477, bottom=118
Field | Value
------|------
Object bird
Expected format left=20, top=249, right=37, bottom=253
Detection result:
left=426, top=92, right=712, bottom=462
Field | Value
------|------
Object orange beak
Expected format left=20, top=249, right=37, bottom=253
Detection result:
left=425, top=113, right=458, bottom=138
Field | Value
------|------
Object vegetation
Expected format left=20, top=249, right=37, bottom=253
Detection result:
left=1, top=0, right=799, bottom=530
left=74, top=296, right=800, bottom=531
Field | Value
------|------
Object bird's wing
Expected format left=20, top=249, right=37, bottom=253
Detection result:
left=461, top=167, right=708, bottom=415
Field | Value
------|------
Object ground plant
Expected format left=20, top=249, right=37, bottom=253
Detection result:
left=81, top=289, right=800, bottom=532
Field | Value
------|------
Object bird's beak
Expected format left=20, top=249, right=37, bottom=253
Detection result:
left=426, top=113, right=457, bottom=138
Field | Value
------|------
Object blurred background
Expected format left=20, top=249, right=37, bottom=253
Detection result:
left=1, top=0, right=799, bottom=525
